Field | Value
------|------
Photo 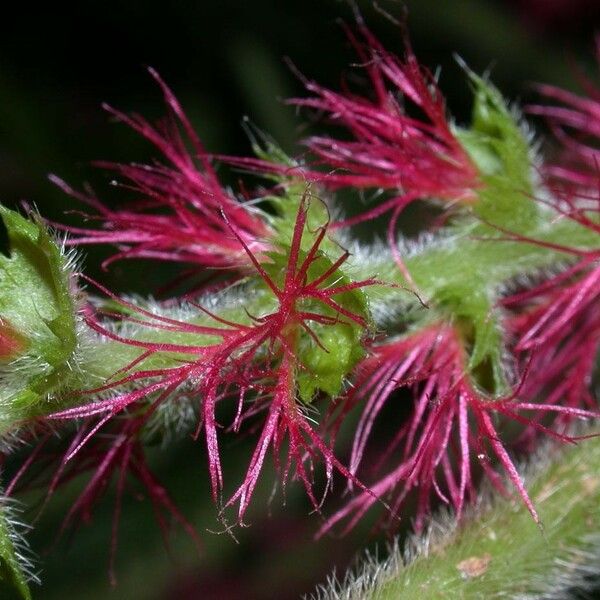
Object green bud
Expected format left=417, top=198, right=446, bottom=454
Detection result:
left=0, top=206, right=80, bottom=428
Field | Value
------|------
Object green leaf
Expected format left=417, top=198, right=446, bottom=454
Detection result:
left=463, top=71, right=531, bottom=187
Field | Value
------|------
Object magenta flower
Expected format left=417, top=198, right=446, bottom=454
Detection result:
left=53, top=68, right=270, bottom=272
left=47, top=196, right=377, bottom=523
left=7, top=415, right=200, bottom=585
left=503, top=221, right=600, bottom=447
left=506, top=272, right=600, bottom=450
left=321, top=320, right=597, bottom=535
left=223, top=21, right=480, bottom=287
left=290, top=21, right=480, bottom=225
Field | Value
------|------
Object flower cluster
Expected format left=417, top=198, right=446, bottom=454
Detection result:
left=0, top=13, right=598, bottom=594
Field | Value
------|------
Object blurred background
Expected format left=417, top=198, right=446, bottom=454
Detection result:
left=0, top=1, right=599, bottom=598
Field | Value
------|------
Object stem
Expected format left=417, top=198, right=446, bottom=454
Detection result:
left=313, top=430, right=600, bottom=599
left=349, top=209, right=600, bottom=302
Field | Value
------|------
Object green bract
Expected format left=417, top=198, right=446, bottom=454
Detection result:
left=263, top=236, right=372, bottom=402
left=0, top=206, right=80, bottom=427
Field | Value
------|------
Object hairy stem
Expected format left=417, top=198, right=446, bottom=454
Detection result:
left=313, top=430, right=600, bottom=599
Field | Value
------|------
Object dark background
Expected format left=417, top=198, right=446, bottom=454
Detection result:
left=0, top=1, right=599, bottom=598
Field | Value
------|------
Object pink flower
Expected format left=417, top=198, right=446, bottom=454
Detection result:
left=321, top=322, right=597, bottom=535
left=290, top=20, right=480, bottom=226
left=502, top=198, right=600, bottom=446
left=506, top=271, right=600, bottom=450
left=7, top=415, right=200, bottom=586
left=53, top=68, right=270, bottom=272
left=224, top=20, right=480, bottom=288
left=47, top=195, right=378, bottom=522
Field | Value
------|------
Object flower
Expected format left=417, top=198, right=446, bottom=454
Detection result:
left=53, top=68, right=270, bottom=272
left=502, top=205, right=600, bottom=446
left=223, top=19, right=481, bottom=288
left=321, top=322, right=597, bottom=535
left=6, top=415, right=200, bottom=586
left=46, top=194, right=378, bottom=522
left=291, top=19, right=480, bottom=226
